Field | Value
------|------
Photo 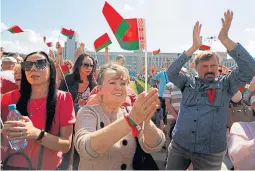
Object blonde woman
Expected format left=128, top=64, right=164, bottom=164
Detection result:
left=74, top=63, right=165, bottom=170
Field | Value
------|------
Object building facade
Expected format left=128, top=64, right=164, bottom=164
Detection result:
left=63, top=32, right=79, bottom=62
left=89, top=50, right=227, bottom=75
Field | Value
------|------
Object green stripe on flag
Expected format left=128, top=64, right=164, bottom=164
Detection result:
left=115, top=19, right=130, bottom=40
left=62, top=33, right=73, bottom=39
left=9, top=30, right=15, bottom=33
left=95, top=41, right=112, bottom=52
left=117, top=38, right=140, bottom=50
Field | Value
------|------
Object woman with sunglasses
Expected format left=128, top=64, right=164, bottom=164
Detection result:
left=59, top=53, right=97, bottom=169
left=59, top=53, right=97, bottom=112
left=1, top=52, right=75, bottom=170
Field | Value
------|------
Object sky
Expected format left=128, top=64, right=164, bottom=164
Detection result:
left=0, top=0, right=255, bottom=56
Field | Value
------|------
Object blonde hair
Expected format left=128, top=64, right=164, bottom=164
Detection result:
left=97, top=63, right=130, bottom=85
left=13, top=63, right=21, bottom=72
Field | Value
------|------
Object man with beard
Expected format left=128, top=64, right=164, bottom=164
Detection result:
left=166, top=10, right=255, bottom=170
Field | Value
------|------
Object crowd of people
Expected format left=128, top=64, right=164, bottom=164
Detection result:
left=1, top=10, right=255, bottom=170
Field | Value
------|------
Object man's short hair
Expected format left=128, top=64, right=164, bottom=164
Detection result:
left=116, top=55, right=125, bottom=61
left=194, top=52, right=219, bottom=66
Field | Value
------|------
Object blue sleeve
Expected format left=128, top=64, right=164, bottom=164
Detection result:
left=167, top=52, right=191, bottom=90
left=224, top=44, right=255, bottom=97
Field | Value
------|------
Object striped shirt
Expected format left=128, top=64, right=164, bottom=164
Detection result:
left=163, top=82, right=182, bottom=112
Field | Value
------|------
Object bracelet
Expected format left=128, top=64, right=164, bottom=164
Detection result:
left=36, top=129, right=45, bottom=143
left=124, top=114, right=141, bottom=137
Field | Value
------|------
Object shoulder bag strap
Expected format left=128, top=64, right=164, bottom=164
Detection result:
left=37, top=145, right=44, bottom=170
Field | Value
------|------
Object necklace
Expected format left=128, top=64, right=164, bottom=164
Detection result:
left=29, top=100, right=46, bottom=116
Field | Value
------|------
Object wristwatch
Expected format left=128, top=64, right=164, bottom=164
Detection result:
left=36, top=129, right=47, bottom=143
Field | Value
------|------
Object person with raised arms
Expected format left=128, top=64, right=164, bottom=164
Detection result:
left=166, top=10, right=255, bottom=170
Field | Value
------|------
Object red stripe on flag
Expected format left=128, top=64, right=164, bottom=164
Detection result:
left=94, top=33, right=111, bottom=49
left=61, top=28, right=74, bottom=36
left=199, top=45, right=211, bottom=51
left=46, top=42, right=52, bottom=47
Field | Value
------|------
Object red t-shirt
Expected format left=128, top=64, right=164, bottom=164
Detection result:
left=1, top=90, right=76, bottom=170
left=0, top=70, right=18, bottom=95
left=89, top=86, right=137, bottom=106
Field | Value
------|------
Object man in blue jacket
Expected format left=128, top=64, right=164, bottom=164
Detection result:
left=166, top=10, right=255, bottom=170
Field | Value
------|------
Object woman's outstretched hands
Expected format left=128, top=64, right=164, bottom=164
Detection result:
left=129, top=88, right=159, bottom=125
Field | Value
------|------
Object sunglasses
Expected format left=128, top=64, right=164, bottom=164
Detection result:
left=21, top=59, right=48, bottom=71
left=82, top=63, right=94, bottom=68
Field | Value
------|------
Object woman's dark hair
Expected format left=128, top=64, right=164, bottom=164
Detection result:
left=73, top=53, right=96, bottom=89
left=16, top=52, right=57, bottom=132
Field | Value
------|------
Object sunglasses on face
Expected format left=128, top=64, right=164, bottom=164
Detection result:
left=82, top=63, right=94, bottom=68
left=21, top=59, right=48, bottom=71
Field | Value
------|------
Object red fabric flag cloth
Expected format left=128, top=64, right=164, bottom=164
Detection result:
left=61, top=28, right=74, bottom=38
left=102, top=2, right=130, bottom=39
left=152, top=48, right=160, bottom=55
left=117, top=18, right=140, bottom=50
left=0, top=70, right=18, bottom=95
left=61, top=64, right=70, bottom=76
left=199, top=45, right=211, bottom=51
left=94, top=33, right=112, bottom=52
left=46, top=42, right=52, bottom=47
left=8, top=25, right=23, bottom=34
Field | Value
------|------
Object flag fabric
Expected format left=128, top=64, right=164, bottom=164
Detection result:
left=61, top=28, right=74, bottom=39
left=94, top=33, right=112, bottom=52
left=46, top=42, right=52, bottom=47
left=8, top=25, right=23, bottom=34
left=102, top=2, right=130, bottom=40
left=61, top=64, right=70, bottom=76
left=43, top=36, right=46, bottom=43
left=152, top=48, right=160, bottom=55
left=199, top=45, right=211, bottom=51
left=116, top=18, right=140, bottom=50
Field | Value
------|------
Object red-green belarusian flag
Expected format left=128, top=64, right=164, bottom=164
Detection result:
left=114, top=18, right=145, bottom=51
left=152, top=48, right=160, bottom=55
left=8, top=25, right=23, bottom=34
left=199, top=45, right=211, bottom=51
left=94, top=33, right=112, bottom=52
left=61, top=64, right=70, bottom=76
left=102, top=2, right=130, bottom=40
left=61, top=28, right=74, bottom=39
left=46, top=42, right=52, bottom=47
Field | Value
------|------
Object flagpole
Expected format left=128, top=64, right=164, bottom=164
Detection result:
left=144, top=49, right=148, bottom=93
left=142, top=19, right=148, bottom=131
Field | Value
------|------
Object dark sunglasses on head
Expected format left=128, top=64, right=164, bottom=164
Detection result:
left=82, top=63, right=94, bottom=68
left=21, top=59, right=48, bottom=71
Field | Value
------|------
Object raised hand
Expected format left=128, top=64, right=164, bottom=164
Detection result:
left=218, top=10, right=233, bottom=41
left=56, top=42, right=63, bottom=55
left=80, top=42, right=85, bottom=52
left=49, top=50, right=55, bottom=59
left=192, top=21, right=202, bottom=50
left=129, top=88, right=159, bottom=125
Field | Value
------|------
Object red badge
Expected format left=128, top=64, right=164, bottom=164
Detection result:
left=207, top=88, right=216, bottom=103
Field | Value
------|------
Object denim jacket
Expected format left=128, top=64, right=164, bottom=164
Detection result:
left=167, top=44, right=255, bottom=154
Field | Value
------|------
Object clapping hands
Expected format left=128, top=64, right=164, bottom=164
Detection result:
left=129, top=88, right=159, bottom=125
